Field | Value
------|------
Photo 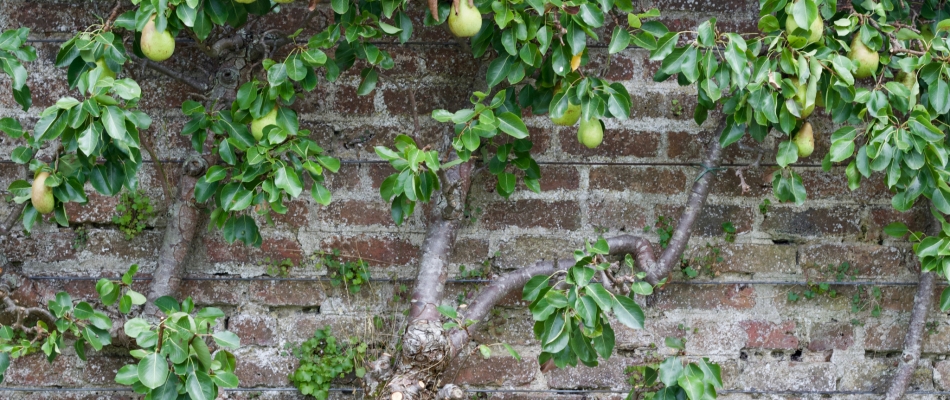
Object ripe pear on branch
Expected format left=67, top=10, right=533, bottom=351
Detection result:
left=578, top=118, right=604, bottom=149
left=848, top=35, right=879, bottom=79
left=448, top=0, right=482, bottom=37
left=788, top=77, right=815, bottom=119
left=141, top=14, right=176, bottom=62
left=793, top=122, right=815, bottom=158
left=31, top=171, right=54, bottom=215
left=785, top=11, right=823, bottom=47
left=251, top=107, right=279, bottom=141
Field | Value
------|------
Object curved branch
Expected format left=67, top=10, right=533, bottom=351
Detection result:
left=647, top=127, right=724, bottom=285
left=885, top=271, right=936, bottom=399
left=408, top=160, right=474, bottom=322
left=449, top=235, right=654, bottom=352
left=143, top=157, right=206, bottom=317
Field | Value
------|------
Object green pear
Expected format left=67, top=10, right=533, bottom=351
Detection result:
left=551, top=102, right=582, bottom=126
left=251, top=107, right=279, bottom=141
left=448, top=0, right=482, bottom=38
left=848, top=35, right=879, bottom=79
left=785, top=13, right=823, bottom=46
left=896, top=71, right=917, bottom=91
left=234, top=0, right=255, bottom=3
left=141, top=15, right=176, bottom=62
left=274, top=0, right=295, bottom=2
left=96, top=58, right=116, bottom=80
left=788, top=78, right=815, bottom=119
left=578, top=118, right=604, bottom=149
left=794, top=122, right=815, bottom=158
left=31, top=171, right=54, bottom=215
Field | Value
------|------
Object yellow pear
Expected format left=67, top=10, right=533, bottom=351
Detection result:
left=794, top=122, right=815, bottom=157
left=448, top=1, right=482, bottom=38
left=785, top=13, right=823, bottom=46
left=96, top=58, right=116, bottom=79
left=551, top=102, right=582, bottom=126
left=31, top=171, right=54, bottom=215
left=788, top=78, right=814, bottom=119
left=141, top=15, right=176, bottom=62
left=578, top=118, right=604, bottom=149
left=251, top=107, right=279, bottom=141
left=848, top=35, right=879, bottom=79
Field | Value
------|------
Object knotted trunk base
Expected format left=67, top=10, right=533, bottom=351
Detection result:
left=365, top=319, right=464, bottom=400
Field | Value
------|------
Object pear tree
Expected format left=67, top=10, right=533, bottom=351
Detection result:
left=0, top=0, right=948, bottom=399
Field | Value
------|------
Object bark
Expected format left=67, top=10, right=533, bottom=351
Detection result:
left=143, top=156, right=206, bottom=317
left=885, top=271, right=935, bottom=399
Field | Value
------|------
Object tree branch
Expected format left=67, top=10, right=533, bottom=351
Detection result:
left=408, top=158, right=474, bottom=323
left=449, top=235, right=654, bottom=352
left=885, top=270, right=936, bottom=399
left=646, top=126, right=724, bottom=285
left=133, top=56, right=208, bottom=92
left=143, top=156, right=207, bottom=317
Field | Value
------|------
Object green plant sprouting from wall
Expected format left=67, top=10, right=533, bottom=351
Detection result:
left=312, top=249, right=371, bottom=293
left=287, top=326, right=369, bottom=400
left=112, top=189, right=155, bottom=240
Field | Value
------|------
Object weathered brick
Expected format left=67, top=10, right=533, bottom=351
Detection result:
left=545, top=356, right=639, bottom=389
left=654, top=284, right=755, bottom=310
left=333, top=84, right=376, bottom=115
left=250, top=280, right=326, bottom=307
left=269, top=199, right=310, bottom=229
left=654, top=0, right=754, bottom=12
left=5, top=354, right=80, bottom=386
left=321, top=234, right=419, bottom=266
left=587, top=199, right=649, bottom=232
left=202, top=236, right=304, bottom=265
left=741, top=320, right=800, bottom=350
left=535, top=165, right=580, bottom=191
left=798, top=244, right=910, bottom=279
left=589, top=166, right=688, bottom=194
left=481, top=200, right=581, bottom=230
left=495, top=236, right=575, bottom=270
left=320, top=199, right=395, bottom=227
left=180, top=279, right=246, bottom=306
left=715, top=244, right=799, bottom=275
left=656, top=203, right=754, bottom=237
left=230, top=314, right=278, bottom=346
left=445, top=354, right=537, bottom=386
left=81, top=356, right=132, bottom=385
left=233, top=348, right=295, bottom=387
left=807, top=322, right=854, bottom=351
left=760, top=207, right=863, bottom=237
left=736, top=362, right=836, bottom=391
left=558, top=128, right=660, bottom=158
left=449, top=238, right=490, bottom=266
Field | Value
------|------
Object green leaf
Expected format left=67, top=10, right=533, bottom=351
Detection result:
left=719, top=120, right=745, bottom=148
left=311, top=183, right=332, bottom=206
left=609, top=26, right=631, bottom=54
left=502, top=343, right=521, bottom=361
left=941, top=288, right=950, bottom=312
left=223, top=215, right=262, bottom=247
left=658, top=356, right=684, bottom=386
left=497, top=172, right=516, bottom=196
left=883, top=222, right=909, bottom=238
left=124, top=318, right=150, bottom=338
left=478, top=344, right=491, bottom=358
left=185, top=369, right=215, bottom=400
left=776, top=141, right=799, bottom=168
left=612, top=295, right=644, bottom=330
left=137, top=352, right=169, bottom=389
left=497, top=112, right=529, bottom=138
left=275, top=166, right=303, bottom=198
left=523, top=275, right=550, bottom=301
left=437, top=305, right=458, bottom=319
left=102, top=106, right=127, bottom=141
left=0, top=117, right=23, bottom=138
left=677, top=364, right=705, bottom=399
left=115, top=364, right=139, bottom=385
left=357, top=68, right=378, bottom=96
left=211, top=371, right=239, bottom=388
left=212, top=331, right=241, bottom=349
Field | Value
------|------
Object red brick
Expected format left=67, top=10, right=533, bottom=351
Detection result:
left=656, top=203, right=754, bottom=237
left=654, top=284, right=755, bottom=310
left=798, top=244, right=910, bottom=279
left=203, top=237, right=303, bottom=264
left=320, top=199, right=395, bottom=227
left=710, top=164, right=773, bottom=198
left=742, top=320, right=800, bottom=350
left=450, top=238, right=490, bottom=266
left=760, top=207, right=862, bottom=237
left=229, top=314, right=277, bottom=346
left=333, top=84, right=376, bottom=115
left=536, top=165, right=580, bottom=191
left=558, top=128, right=660, bottom=158
left=180, top=279, right=246, bottom=305
left=481, top=200, right=581, bottom=230
left=868, top=205, right=936, bottom=241
left=249, top=280, right=326, bottom=307
left=324, top=163, right=363, bottom=192
left=5, top=353, right=80, bottom=386
left=383, top=82, right=471, bottom=115
left=587, top=199, right=649, bottom=232
left=82, top=356, right=132, bottom=385
left=589, top=166, right=688, bottom=194
left=545, top=356, right=639, bottom=389
left=444, top=354, right=536, bottom=386
left=322, top=235, right=419, bottom=266
left=64, top=194, right=120, bottom=224
left=234, top=349, right=295, bottom=387
left=807, top=322, right=853, bottom=351
left=268, top=198, right=310, bottom=229
left=2, top=231, right=79, bottom=263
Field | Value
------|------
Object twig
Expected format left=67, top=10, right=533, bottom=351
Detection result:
left=1, top=203, right=26, bottom=236
left=103, top=1, right=123, bottom=31
left=133, top=55, right=208, bottom=92
left=141, top=129, right=173, bottom=209
left=885, top=271, right=936, bottom=399
left=408, top=84, right=420, bottom=135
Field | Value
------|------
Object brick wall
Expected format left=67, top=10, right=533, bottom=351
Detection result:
left=0, top=1, right=946, bottom=399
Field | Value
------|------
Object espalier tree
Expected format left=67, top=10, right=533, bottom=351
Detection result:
left=0, top=0, right=948, bottom=398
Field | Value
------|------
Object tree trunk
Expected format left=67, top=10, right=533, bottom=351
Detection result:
left=143, top=156, right=206, bottom=316
left=885, top=270, right=935, bottom=399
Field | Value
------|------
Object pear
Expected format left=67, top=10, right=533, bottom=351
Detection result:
left=578, top=118, right=604, bottom=149
left=848, top=35, right=879, bottom=79
left=794, top=122, right=815, bottom=158
left=96, top=58, right=116, bottom=80
left=274, top=0, right=295, bottom=2
left=788, top=78, right=815, bottom=119
left=551, top=102, right=582, bottom=126
left=785, top=13, right=823, bottom=46
left=234, top=0, right=255, bottom=3
left=141, top=15, right=176, bottom=62
left=448, top=0, right=482, bottom=38
left=896, top=71, right=917, bottom=91
left=31, top=171, right=54, bottom=215
left=251, top=107, right=279, bottom=141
